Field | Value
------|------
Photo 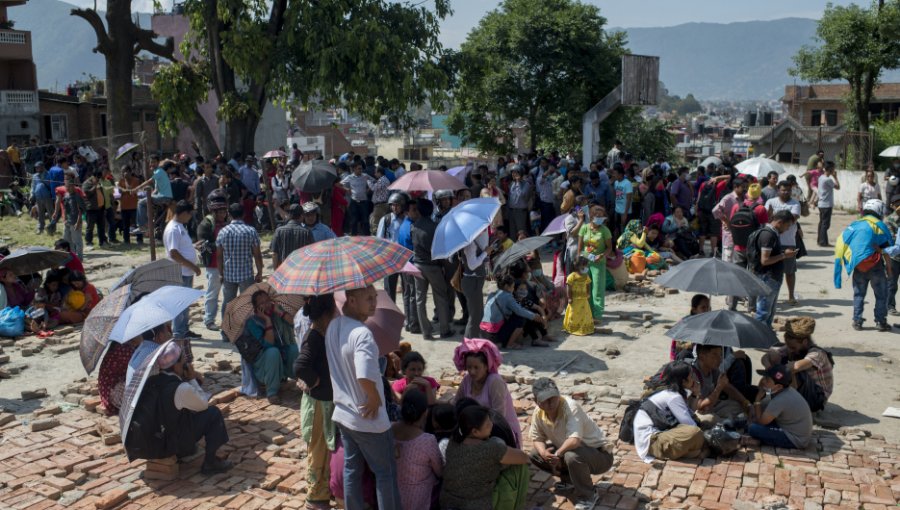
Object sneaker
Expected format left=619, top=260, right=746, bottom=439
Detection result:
left=877, top=322, right=891, bottom=332
left=205, top=323, right=220, bottom=331
left=574, top=493, right=599, bottom=510
left=554, top=482, right=574, bottom=492
left=200, top=457, right=233, bottom=475
left=890, top=308, right=900, bottom=316
left=852, top=320, right=863, bottom=331
left=185, top=330, right=203, bottom=339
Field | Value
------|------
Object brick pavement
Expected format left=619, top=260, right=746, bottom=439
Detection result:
left=0, top=370, right=898, bottom=510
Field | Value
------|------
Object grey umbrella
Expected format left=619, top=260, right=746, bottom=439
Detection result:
left=653, top=257, right=770, bottom=297
left=0, top=247, right=71, bottom=275
left=492, top=236, right=553, bottom=270
left=665, top=309, right=778, bottom=349
left=110, top=259, right=183, bottom=302
left=291, top=160, right=338, bottom=193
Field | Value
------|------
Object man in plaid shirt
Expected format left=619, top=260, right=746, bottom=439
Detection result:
left=216, top=203, right=264, bottom=326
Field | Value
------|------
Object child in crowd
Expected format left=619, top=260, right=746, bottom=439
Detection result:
left=391, top=390, right=442, bottom=510
left=391, top=351, right=440, bottom=405
left=25, top=294, right=58, bottom=335
left=480, top=275, right=544, bottom=349
left=513, top=280, right=552, bottom=347
left=564, top=258, right=594, bottom=335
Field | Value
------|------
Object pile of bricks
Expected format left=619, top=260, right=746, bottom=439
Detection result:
left=0, top=370, right=897, bottom=510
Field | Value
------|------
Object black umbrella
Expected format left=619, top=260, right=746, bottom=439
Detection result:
left=664, top=309, right=778, bottom=349
left=0, top=247, right=71, bottom=275
left=493, top=236, right=552, bottom=270
left=291, top=160, right=338, bottom=193
left=653, top=257, right=770, bottom=297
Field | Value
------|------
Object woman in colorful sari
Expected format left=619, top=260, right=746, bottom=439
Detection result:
left=576, top=203, right=613, bottom=324
left=617, top=219, right=667, bottom=274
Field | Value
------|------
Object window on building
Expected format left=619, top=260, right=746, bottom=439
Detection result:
left=42, top=114, right=68, bottom=141
left=811, top=109, right=838, bottom=127
left=100, top=114, right=107, bottom=137
left=144, top=112, right=157, bottom=122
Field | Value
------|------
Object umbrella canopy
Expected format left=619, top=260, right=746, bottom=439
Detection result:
left=447, top=165, right=471, bottom=184
left=291, top=160, right=338, bottom=193
left=389, top=170, right=466, bottom=193
left=271, top=236, right=412, bottom=295
left=654, top=257, right=770, bottom=297
left=665, top=309, right=779, bottom=349
left=400, top=260, right=422, bottom=279
left=432, top=198, right=501, bottom=260
left=110, top=259, right=183, bottom=302
left=542, top=214, right=570, bottom=236
left=493, top=236, right=553, bottom=270
left=109, top=285, right=203, bottom=342
left=80, top=285, right=133, bottom=374
left=334, top=289, right=404, bottom=356
left=115, top=142, right=140, bottom=161
left=735, top=156, right=785, bottom=179
left=0, top=247, right=71, bottom=275
left=264, top=150, right=287, bottom=159
left=221, top=282, right=306, bottom=342
left=119, top=339, right=178, bottom=453
left=699, top=156, right=722, bottom=168
left=879, top=145, right=900, bottom=158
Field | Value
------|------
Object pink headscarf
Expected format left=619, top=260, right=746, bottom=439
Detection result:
left=453, top=338, right=503, bottom=373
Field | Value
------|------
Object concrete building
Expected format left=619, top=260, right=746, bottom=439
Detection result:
left=783, top=83, right=900, bottom=127
left=0, top=0, right=39, bottom=146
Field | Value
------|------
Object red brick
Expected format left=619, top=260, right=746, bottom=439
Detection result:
left=719, top=488, right=737, bottom=504
left=94, top=488, right=128, bottom=510
left=701, top=486, right=722, bottom=501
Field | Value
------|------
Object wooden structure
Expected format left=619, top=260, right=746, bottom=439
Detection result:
left=582, top=55, right=659, bottom=165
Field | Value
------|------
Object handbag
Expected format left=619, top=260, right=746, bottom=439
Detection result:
left=795, top=231, right=807, bottom=259
left=450, top=261, right=463, bottom=292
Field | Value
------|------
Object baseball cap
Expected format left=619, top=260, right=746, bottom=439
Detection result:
left=756, top=364, right=792, bottom=387
left=532, top=377, right=560, bottom=403
left=302, top=201, right=319, bottom=213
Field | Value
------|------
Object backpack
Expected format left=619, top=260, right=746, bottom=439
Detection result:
left=234, top=329, right=263, bottom=363
left=730, top=205, right=759, bottom=248
left=124, top=375, right=183, bottom=461
left=809, top=346, right=836, bottom=367
left=745, top=227, right=770, bottom=273
left=618, top=395, right=679, bottom=444
left=697, top=182, right=718, bottom=212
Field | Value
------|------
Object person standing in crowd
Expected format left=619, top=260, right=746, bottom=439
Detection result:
left=817, top=161, right=840, bottom=247
left=583, top=170, right=612, bottom=213
left=377, top=192, right=411, bottom=302
left=765, top=181, right=802, bottom=306
left=239, top=155, right=260, bottom=226
left=838, top=199, right=892, bottom=331
left=368, top=166, right=391, bottom=235
left=53, top=176, right=86, bottom=260
left=612, top=164, right=632, bottom=238
left=194, top=161, right=219, bottom=218
left=858, top=165, right=882, bottom=215
left=270, top=204, right=313, bottom=270
left=197, top=193, right=228, bottom=331
left=712, top=177, right=747, bottom=265
left=577, top=203, right=613, bottom=325
left=326, top=285, right=402, bottom=509
left=460, top=227, right=490, bottom=339
left=46, top=156, right=66, bottom=192
left=117, top=167, right=141, bottom=245
left=216, top=203, right=264, bottom=329
left=607, top=140, right=623, bottom=169
left=748, top=365, right=813, bottom=450
left=761, top=171, right=779, bottom=202
left=751, top=210, right=797, bottom=326
left=560, top=175, right=583, bottom=215
left=164, top=200, right=202, bottom=340
left=100, top=167, right=117, bottom=244
left=507, top=165, right=532, bottom=237
left=883, top=194, right=900, bottom=315
left=410, top=198, right=453, bottom=340
left=535, top=158, right=557, bottom=233
left=803, top=151, right=825, bottom=205
left=30, top=161, right=53, bottom=234
left=563, top=195, right=588, bottom=273
left=529, top=378, right=613, bottom=508
left=132, top=157, right=174, bottom=236
left=302, top=202, right=336, bottom=242
left=669, top=167, right=694, bottom=218
left=342, top=161, right=374, bottom=235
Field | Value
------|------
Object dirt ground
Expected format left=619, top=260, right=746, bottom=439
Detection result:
left=1, top=209, right=899, bottom=442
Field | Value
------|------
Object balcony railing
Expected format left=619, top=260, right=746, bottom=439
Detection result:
left=0, top=30, right=27, bottom=45
left=0, top=90, right=38, bottom=115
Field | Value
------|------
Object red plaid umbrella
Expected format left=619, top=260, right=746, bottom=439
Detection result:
left=388, top=170, right=465, bottom=192
left=270, top=237, right=412, bottom=295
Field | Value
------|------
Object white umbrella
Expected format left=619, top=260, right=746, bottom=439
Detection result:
left=699, top=156, right=722, bottom=168
left=735, top=156, right=785, bottom=179
left=432, top=197, right=501, bottom=260
left=879, top=146, right=900, bottom=158
left=109, top=285, right=203, bottom=342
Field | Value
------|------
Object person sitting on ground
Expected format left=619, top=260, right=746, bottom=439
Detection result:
left=618, top=219, right=667, bottom=273
left=25, top=294, right=58, bottom=334
left=391, top=351, right=439, bottom=405
left=392, top=390, right=443, bottom=510
left=513, top=280, right=553, bottom=347
left=633, top=361, right=707, bottom=463
left=127, top=323, right=173, bottom=386
left=141, top=342, right=233, bottom=474
left=480, top=274, right=546, bottom=350
left=243, top=290, right=299, bottom=404
left=425, top=403, right=457, bottom=462
left=97, top=338, right=140, bottom=415
left=761, top=317, right=833, bottom=412
left=670, top=294, right=710, bottom=361
left=452, top=338, right=522, bottom=447
left=440, top=405, right=531, bottom=510
left=645, top=224, right=683, bottom=264
left=0, top=268, right=34, bottom=309
left=748, top=365, right=813, bottom=450
left=662, top=205, right=700, bottom=260
left=57, top=271, right=100, bottom=325
left=529, top=378, right=613, bottom=509
left=689, top=345, right=752, bottom=428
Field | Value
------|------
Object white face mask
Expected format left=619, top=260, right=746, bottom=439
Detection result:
left=593, top=217, right=606, bottom=226
left=764, top=388, right=773, bottom=399
left=579, top=267, right=589, bottom=274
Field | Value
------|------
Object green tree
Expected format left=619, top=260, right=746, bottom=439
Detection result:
left=604, top=108, right=678, bottom=163
left=447, top=0, right=626, bottom=153
left=792, top=1, right=900, bottom=132
left=152, top=0, right=452, bottom=157
left=675, top=93, right=702, bottom=115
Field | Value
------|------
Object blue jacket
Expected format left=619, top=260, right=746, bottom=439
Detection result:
left=834, top=215, right=892, bottom=288
left=483, top=290, right=536, bottom=325
left=31, top=171, right=52, bottom=200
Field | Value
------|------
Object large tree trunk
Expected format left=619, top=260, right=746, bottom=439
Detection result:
left=187, top=113, right=220, bottom=160
left=224, top=116, right=261, bottom=158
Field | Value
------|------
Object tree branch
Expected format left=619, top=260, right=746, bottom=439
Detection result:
left=134, top=27, right=175, bottom=60
left=70, top=8, right=111, bottom=55
left=248, top=0, right=288, bottom=116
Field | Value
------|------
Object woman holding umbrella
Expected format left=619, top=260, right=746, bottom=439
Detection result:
left=576, top=203, right=613, bottom=324
left=243, top=290, right=299, bottom=404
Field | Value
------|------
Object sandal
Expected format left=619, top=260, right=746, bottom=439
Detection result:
left=787, top=298, right=798, bottom=306
left=531, top=339, right=550, bottom=347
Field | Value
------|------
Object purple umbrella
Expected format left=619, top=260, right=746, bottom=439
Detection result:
left=447, top=165, right=469, bottom=183
left=542, top=213, right=570, bottom=236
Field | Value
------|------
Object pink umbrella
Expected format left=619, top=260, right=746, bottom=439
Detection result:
left=389, top=170, right=465, bottom=192
left=542, top=213, right=569, bottom=236
left=264, top=150, right=287, bottom=159
left=400, top=260, right=422, bottom=278
left=334, top=289, right=404, bottom=356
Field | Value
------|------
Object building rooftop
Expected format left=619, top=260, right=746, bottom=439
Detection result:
left=785, top=83, right=900, bottom=102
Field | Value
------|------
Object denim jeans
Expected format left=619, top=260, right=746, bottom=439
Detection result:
left=173, top=275, right=194, bottom=337
left=748, top=422, right=796, bottom=449
left=338, top=424, right=401, bottom=510
left=36, top=198, right=53, bottom=232
left=63, top=223, right=84, bottom=261
left=754, top=272, right=782, bottom=326
left=221, top=277, right=254, bottom=325
left=204, top=268, right=222, bottom=326
left=852, top=265, right=888, bottom=324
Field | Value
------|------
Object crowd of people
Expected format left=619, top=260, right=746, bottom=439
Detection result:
left=2, top=139, right=898, bottom=510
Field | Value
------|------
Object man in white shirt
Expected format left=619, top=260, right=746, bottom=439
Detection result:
left=817, top=161, right=840, bottom=246
left=163, top=200, right=202, bottom=339
left=766, top=181, right=802, bottom=305
left=325, top=285, right=400, bottom=509
left=529, top=378, right=613, bottom=507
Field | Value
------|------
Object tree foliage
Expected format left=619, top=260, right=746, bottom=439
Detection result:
left=152, top=0, right=453, bottom=156
left=791, top=1, right=900, bottom=132
left=447, top=0, right=626, bottom=154
left=604, top=108, right=679, bottom=163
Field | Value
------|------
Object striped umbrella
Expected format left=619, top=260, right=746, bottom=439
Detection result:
left=79, top=285, right=132, bottom=374
left=270, top=236, right=412, bottom=295
left=221, top=282, right=306, bottom=343
left=110, top=259, right=183, bottom=302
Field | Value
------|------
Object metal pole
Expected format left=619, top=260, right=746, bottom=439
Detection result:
left=140, top=131, right=156, bottom=260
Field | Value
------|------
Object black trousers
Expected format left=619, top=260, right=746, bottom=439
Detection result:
left=85, top=209, right=106, bottom=245
left=817, top=207, right=832, bottom=246
left=105, top=207, right=118, bottom=241
left=120, top=209, right=136, bottom=243
left=190, top=406, right=229, bottom=463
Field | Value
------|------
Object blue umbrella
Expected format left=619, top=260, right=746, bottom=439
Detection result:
left=108, top=285, right=203, bottom=342
left=432, top=197, right=501, bottom=260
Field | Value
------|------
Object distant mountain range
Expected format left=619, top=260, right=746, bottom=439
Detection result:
left=13, top=3, right=900, bottom=101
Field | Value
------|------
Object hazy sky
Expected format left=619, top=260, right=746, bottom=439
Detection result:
left=63, top=0, right=859, bottom=48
